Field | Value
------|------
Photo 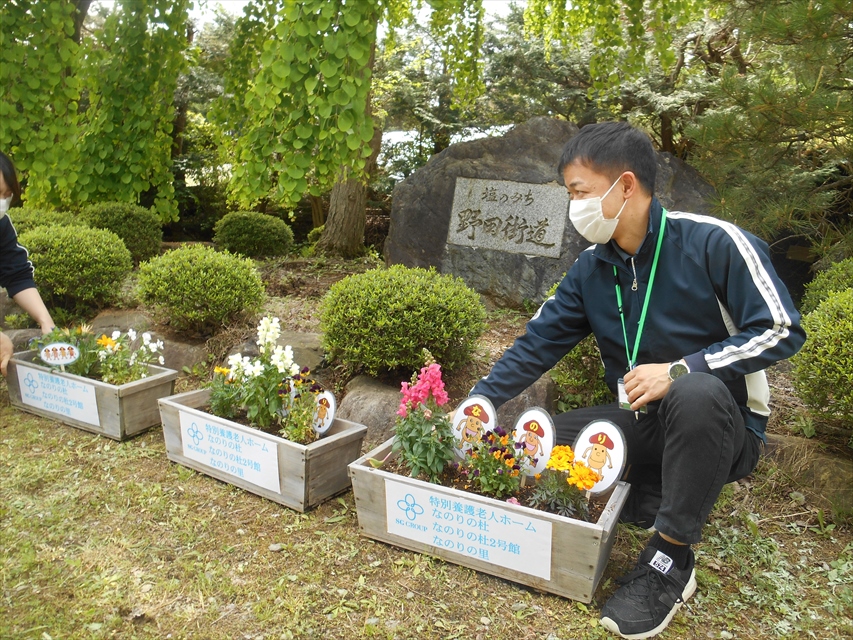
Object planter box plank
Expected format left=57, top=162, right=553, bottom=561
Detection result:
left=349, top=437, right=629, bottom=603
left=159, top=388, right=367, bottom=512
left=8, top=350, right=177, bottom=441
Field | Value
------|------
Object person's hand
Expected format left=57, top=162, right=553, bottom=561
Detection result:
left=0, top=332, right=13, bottom=377
left=622, top=363, right=671, bottom=411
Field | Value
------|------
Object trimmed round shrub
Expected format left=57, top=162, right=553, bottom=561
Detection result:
left=213, top=211, right=294, bottom=257
left=792, top=288, right=853, bottom=424
left=80, top=201, right=162, bottom=263
left=137, top=244, right=265, bottom=332
left=18, top=225, right=132, bottom=311
left=801, top=257, right=853, bottom=314
left=544, top=278, right=613, bottom=411
left=320, top=265, right=486, bottom=375
left=8, top=208, right=82, bottom=234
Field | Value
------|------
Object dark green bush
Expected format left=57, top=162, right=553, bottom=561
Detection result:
left=137, top=244, right=265, bottom=333
left=213, top=211, right=294, bottom=257
left=9, top=208, right=82, bottom=234
left=801, top=258, right=853, bottom=314
left=320, top=265, right=486, bottom=375
left=544, top=279, right=613, bottom=411
left=80, top=202, right=162, bottom=263
left=18, top=225, right=132, bottom=311
left=792, top=288, right=853, bottom=424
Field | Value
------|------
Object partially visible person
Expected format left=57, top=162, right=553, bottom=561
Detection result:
left=0, top=150, right=55, bottom=336
left=1, top=330, right=13, bottom=376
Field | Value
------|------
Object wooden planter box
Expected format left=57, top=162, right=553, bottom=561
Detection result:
left=7, top=350, right=178, bottom=441
left=158, top=388, right=368, bottom=512
left=349, top=437, right=629, bottom=603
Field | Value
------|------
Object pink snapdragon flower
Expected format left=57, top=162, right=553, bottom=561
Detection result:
left=397, top=363, right=449, bottom=418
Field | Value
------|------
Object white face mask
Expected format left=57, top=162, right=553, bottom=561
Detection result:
left=0, top=196, right=12, bottom=217
left=568, top=176, right=627, bottom=244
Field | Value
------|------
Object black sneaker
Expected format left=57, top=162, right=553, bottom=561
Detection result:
left=599, top=546, right=697, bottom=639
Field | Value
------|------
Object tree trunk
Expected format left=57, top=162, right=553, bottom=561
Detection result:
left=73, top=0, right=93, bottom=44
left=315, top=125, right=382, bottom=257
left=308, top=194, right=325, bottom=228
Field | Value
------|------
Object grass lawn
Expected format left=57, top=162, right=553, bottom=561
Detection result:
left=2, top=392, right=851, bottom=640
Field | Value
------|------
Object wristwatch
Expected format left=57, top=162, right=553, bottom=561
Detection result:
left=668, top=359, right=690, bottom=381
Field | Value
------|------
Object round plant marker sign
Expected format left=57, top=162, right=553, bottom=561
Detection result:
left=572, top=420, right=627, bottom=497
left=39, top=342, right=80, bottom=366
left=512, top=408, right=556, bottom=475
left=313, top=390, right=336, bottom=435
left=451, top=395, right=497, bottom=459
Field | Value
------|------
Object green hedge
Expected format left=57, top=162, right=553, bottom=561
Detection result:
left=320, top=265, right=486, bottom=375
left=81, top=201, right=162, bottom=263
left=18, top=225, right=132, bottom=311
left=801, top=258, right=853, bottom=314
left=8, top=208, right=82, bottom=234
left=137, top=244, right=265, bottom=333
left=792, top=288, right=853, bottom=424
left=213, top=211, right=294, bottom=257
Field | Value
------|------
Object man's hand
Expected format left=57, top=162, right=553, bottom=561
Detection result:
left=623, top=363, right=671, bottom=411
left=0, top=332, right=13, bottom=377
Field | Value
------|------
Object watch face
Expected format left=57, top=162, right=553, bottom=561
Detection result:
left=669, top=362, right=689, bottom=380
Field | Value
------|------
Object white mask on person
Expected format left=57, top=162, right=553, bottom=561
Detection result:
left=0, top=196, right=12, bottom=217
left=568, top=177, right=628, bottom=244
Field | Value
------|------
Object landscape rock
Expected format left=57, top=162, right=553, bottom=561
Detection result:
left=495, top=374, right=556, bottom=429
left=227, top=331, right=324, bottom=373
left=386, top=116, right=716, bottom=307
left=0, top=290, right=23, bottom=322
left=5, top=328, right=41, bottom=351
left=765, top=433, right=853, bottom=514
left=90, top=309, right=153, bottom=334
left=337, top=375, right=401, bottom=448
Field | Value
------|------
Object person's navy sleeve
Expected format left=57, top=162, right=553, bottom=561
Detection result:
left=0, top=215, right=37, bottom=297
left=672, top=214, right=806, bottom=379
left=470, top=258, right=593, bottom=409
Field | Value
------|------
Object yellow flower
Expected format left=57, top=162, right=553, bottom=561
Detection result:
left=567, top=463, right=602, bottom=491
left=500, top=435, right=509, bottom=446
left=546, top=445, right=576, bottom=472
left=214, top=366, right=230, bottom=376
left=96, top=334, right=117, bottom=349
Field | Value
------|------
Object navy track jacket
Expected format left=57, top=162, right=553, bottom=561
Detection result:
left=471, top=198, right=806, bottom=441
left=0, top=214, right=36, bottom=298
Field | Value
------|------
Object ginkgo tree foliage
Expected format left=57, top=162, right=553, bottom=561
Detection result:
left=1, top=0, right=190, bottom=221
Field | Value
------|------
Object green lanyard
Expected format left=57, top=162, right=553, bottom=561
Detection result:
left=614, top=208, right=667, bottom=371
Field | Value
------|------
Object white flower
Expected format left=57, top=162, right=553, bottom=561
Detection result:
left=289, top=363, right=300, bottom=377
left=149, top=343, right=159, bottom=353
left=142, top=332, right=152, bottom=344
left=270, top=345, right=296, bottom=374
left=111, top=330, right=121, bottom=340
left=248, top=360, right=265, bottom=378
left=129, top=352, right=137, bottom=365
left=127, top=329, right=137, bottom=342
left=256, top=316, right=281, bottom=354
left=97, top=351, right=108, bottom=362
left=158, top=355, right=165, bottom=365
left=155, top=340, right=164, bottom=351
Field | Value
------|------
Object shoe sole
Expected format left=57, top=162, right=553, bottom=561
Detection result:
left=599, top=569, right=697, bottom=639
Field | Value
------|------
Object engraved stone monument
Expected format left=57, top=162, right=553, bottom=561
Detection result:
left=385, top=117, right=715, bottom=307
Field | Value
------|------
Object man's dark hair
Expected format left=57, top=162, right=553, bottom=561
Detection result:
left=557, top=122, right=656, bottom=195
left=0, top=151, right=22, bottom=205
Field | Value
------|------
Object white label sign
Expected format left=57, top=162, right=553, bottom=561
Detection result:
left=384, top=477, right=552, bottom=580
left=16, top=364, right=100, bottom=426
left=179, top=410, right=281, bottom=494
